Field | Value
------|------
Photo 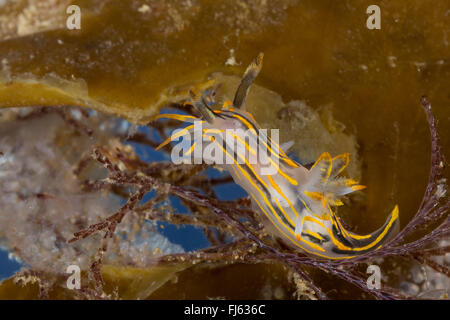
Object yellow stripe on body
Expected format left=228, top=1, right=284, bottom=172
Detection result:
left=266, top=136, right=299, bottom=168
left=230, top=113, right=256, bottom=132
left=349, top=205, right=399, bottom=252
left=327, top=205, right=351, bottom=239
left=311, top=152, right=332, bottom=170
left=304, top=190, right=324, bottom=201
left=267, top=175, right=299, bottom=219
left=222, top=101, right=233, bottom=109
left=325, top=226, right=354, bottom=251
left=302, top=215, right=355, bottom=252
left=231, top=165, right=242, bottom=180
left=347, top=233, right=372, bottom=240
left=311, top=152, right=333, bottom=183
left=184, top=142, right=196, bottom=156
left=234, top=150, right=270, bottom=191
left=155, top=114, right=200, bottom=122
left=203, top=129, right=225, bottom=134
left=274, top=197, right=296, bottom=228
left=156, top=124, right=195, bottom=150
left=226, top=132, right=257, bottom=157
left=303, top=229, right=324, bottom=242
left=266, top=156, right=298, bottom=186
left=300, top=199, right=329, bottom=221
left=332, top=153, right=350, bottom=175
left=250, top=194, right=325, bottom=253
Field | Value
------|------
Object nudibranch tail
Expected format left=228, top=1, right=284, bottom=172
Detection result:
left=322, top=205, right=400, bottom=258
left=154, top=53, right=400, bottom=259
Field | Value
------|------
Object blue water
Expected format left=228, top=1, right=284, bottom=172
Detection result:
left=0, top=249, right=22, bottom=280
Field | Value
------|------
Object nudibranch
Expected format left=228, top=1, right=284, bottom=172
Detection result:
left=155, top=53, right=399, bottom=259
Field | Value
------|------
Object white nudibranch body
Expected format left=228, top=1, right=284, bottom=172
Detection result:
left=155, top=53, right=399, bottom=259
